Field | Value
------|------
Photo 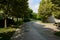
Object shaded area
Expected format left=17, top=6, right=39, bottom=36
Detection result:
left=0, top=31, right=15, bottom=40
left=0, top=18, right=14, bottom=27
left=0, top=28, right=16, bottom=40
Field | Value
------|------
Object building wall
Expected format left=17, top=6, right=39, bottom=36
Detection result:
left=47, top=16, right=60, bottom=23
left=47, top=16, right=55, bottom=23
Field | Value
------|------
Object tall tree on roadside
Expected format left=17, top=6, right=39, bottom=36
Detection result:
left=38, top=0, right=54, bottom=22
left=0, top=0, right=29, bottom=27
left=0, top=0, right=13, bottom=28
left=12, top=0, right=28, bottom=22
left=51, top=0, right=60, bottom=19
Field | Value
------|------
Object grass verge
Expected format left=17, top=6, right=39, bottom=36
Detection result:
left=0, top=27, right=16, bottom=40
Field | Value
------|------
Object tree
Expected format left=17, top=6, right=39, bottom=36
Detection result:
left=26, top=8, right=33, bottom=18
left=22, top=8, right=33, bottom=22
left=0, top=0, right=12, bottom=28
left=24, top=8, right=38, bottom=20
left=0, top=0, right=29, bottom=28
left=8, top=0, right=29, bottom=22
left=38, top=0, right=54, bottom=22
left=51, top=0, right=60, bottom=19
left=31, top=13, right=37, bottom=19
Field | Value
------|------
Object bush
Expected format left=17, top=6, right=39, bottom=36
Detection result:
left=23, top=18, right=31, bottom=22
left=37, top=18, right=41, bottom=20
left=14, top=20, right=23, bottom=25
left=54, top=31, right=60, bottom=37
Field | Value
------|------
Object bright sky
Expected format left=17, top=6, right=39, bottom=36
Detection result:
left=28, top=0, right=41, bottom=13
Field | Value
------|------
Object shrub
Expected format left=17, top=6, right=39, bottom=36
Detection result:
left=23, top=18, right=31, bottom=22
left=14, top=20, right=23, bottom=25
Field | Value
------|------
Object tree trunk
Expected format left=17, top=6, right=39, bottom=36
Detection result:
left=17, top=18, right=18, bottom=22
left=4, top=18, right=7, bottom=28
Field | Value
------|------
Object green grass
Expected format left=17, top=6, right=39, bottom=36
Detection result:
left=0, top=27, right=16, bottom=40
left=54, top=31, right=60, bottom=37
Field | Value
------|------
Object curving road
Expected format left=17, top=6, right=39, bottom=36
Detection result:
left=23, top=21, right=60, bottom=40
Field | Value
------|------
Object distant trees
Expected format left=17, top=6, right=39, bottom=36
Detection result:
left=26, top=8, right=37, bottom=20
left=31, top=13, right=37, bottom=19
left=22, top=8, right=33, bottom=22
left=27, top=8, right=33, bottom=19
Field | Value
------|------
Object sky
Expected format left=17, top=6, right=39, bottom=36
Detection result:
left=28, top=0, right=41, bottom=13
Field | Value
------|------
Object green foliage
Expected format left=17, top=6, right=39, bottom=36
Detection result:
left=0, top=28, right=16, bottom=40
left=0, top=0, right=29, bottom=19
left=51, top=0, right=60, bottom=7
left=15, top=20, right=23, bottom=25
left=31, top=13, right=37, bottom=19
left=24, top=8, right=33, bottom=18
left=38, top=0, right=60, bottom=21
left=24, top=9, right=37, bottom=20
left=53, top=11, right=60, bottom=19
left=11, top=0, right=28, bottom=18
left=51, top=0, right=60, bottom=19
left=38, top=0, right=54, bottom=22
left=22, top=8, right=33, bottom=22
left=23, top=18, right=31, bottom=22
left=0, top=0, right=29, bottom=27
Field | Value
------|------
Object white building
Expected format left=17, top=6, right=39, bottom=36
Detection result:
left=47, top=16, right=60, bottom=23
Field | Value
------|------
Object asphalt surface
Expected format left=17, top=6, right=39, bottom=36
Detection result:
left=23, top=21, right=60, bottom=40
left=11, top=21, right=60, bottom=40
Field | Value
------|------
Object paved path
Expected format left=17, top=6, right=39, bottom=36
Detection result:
left=23, top=22, right=47, bottom=40
left=23, top=21, right=60, bottom=40
left=11, top=21, right=60, bottom=40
